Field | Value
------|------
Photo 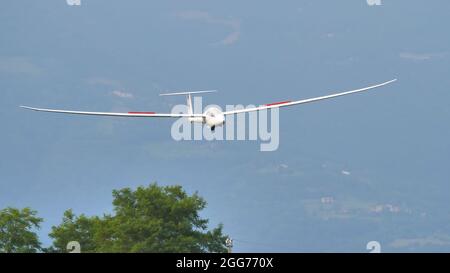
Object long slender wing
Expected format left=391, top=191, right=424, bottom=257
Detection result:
left=20, top=106, right=203, bottom=118
left=223, top=79, right=397, bottom=116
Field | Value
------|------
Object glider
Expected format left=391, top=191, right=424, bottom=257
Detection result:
left=21, top=79, right=397, bottom=131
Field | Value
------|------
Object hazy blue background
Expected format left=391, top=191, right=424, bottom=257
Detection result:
left=1, top=0, right=449, bottom=252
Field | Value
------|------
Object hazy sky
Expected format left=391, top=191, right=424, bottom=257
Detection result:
left=1, top=0, right=450, bottom=252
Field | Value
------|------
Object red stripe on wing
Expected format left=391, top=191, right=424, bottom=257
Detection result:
left=128, top=111, right=156, bottom=114
left=264, top=100, right=292, bottom=106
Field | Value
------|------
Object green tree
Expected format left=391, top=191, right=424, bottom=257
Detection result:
left=0, top=207, right=43, bottom=253
left=48, top=209, right=98, bottom=253
left=50, top=183, right=228, bottom=253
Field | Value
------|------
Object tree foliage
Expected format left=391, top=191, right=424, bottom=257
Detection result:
left=48, top=209, right=98, bottom=252
left=0, top=207, right=43, bottom=253
left=49, top=183, right=228, bottom=253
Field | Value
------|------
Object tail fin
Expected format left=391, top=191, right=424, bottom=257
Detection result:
left=159, top=90, right=217, bottom=115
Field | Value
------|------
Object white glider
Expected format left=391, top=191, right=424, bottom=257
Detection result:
left=21, top=79, right=397, bottom=131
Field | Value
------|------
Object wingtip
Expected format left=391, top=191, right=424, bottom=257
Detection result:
left=381, top=78, right=397, bottom=86
left=20, top=106, right=36, bottom=111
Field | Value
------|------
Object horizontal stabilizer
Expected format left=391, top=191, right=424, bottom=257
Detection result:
left=159, top=90, right=217, bottom=96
